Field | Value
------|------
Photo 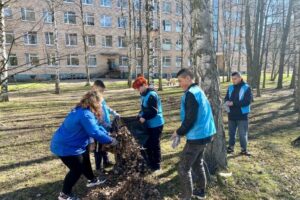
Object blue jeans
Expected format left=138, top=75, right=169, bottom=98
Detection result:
left=228, top=120, right=248, bottom=151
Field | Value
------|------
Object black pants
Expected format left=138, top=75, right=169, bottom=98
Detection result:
left=60, top=150, right=95, bottom=195
left=144, top=125, right=163, bottom=170
left=94, top=142, right=109, bottom=170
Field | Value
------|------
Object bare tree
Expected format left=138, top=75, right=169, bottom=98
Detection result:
left=191, top=0, right=227, bottom=173
left=277, top=0, right=293, bottom=89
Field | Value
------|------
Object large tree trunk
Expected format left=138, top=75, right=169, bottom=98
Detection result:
left=191, top=0, right=227, bottom=174
left=294, top=0, right=300, bottom=123
left=277, top=0, right=293, bottom=89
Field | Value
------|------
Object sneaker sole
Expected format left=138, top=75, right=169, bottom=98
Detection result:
left=86, top=179, right=106, bottom=188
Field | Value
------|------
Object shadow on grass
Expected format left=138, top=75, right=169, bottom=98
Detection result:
left=0, top=155, right=56, bottom=172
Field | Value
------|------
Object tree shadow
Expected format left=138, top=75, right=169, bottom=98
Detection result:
left=0, top=155, right=56, bottom=172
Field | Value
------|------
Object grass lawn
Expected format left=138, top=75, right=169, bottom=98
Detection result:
left=0, top=75, right=299, bottom=200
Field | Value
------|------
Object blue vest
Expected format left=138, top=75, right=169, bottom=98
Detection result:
left=102, top=100, right=110, bottom=125
left=180, top=85, right=216, bottom=140
left=228, top=84, right=251, bottom=114
left=141, top=91, right=165, bottom=128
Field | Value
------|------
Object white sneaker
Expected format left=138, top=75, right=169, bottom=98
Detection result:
left=58, top=192, right=80, bottom=200
left=86, top=177, right=106, bottom=188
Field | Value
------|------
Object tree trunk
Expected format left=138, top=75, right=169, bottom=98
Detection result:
left=157, top=0, right=163, bottom=91
left=277, top=0, right=293, bottom=89
left=138, top=0, right=144, bottom=75
left=191, top=0, right=227, bottom=174
left=245, top=0, right=253, bottom=86
left=237, top=0, right=244, bottom=72
left=127, top=0, right=133, bottom=87
left=0, top=1, right=9, bottom=102
left=294, top=0, right=300, bottom=123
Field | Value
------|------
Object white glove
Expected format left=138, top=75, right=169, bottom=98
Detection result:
left=171, top=132, right=181, bottom=149
left=110, top=138, right=118, bottom=146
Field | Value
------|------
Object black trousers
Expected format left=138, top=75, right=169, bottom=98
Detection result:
left=60, top=150, right=95, bottom=195
left=94, top=142, right=109, bottom=170
left=144, top=125, right=163, bottom=170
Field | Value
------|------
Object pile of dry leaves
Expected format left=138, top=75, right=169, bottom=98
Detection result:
left=84, top=118, right=161, bottom=200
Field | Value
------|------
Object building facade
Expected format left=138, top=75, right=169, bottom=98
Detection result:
left=3, top=0, right=192, bottom=81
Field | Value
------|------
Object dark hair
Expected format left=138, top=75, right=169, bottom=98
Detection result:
left=231, top=71, right=242, bottom=77
left=176, top=68, right=194, bottom=79
left=94, top=80, right=106, bottom=89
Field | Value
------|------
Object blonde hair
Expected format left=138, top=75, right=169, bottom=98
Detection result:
left=77, top=90, right=103, bottom=120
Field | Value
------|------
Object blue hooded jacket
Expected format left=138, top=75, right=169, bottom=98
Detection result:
left=50, top=107, right=112, bottom=157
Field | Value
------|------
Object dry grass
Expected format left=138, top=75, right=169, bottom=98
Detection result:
left=0, top=76, right=299, bottom=200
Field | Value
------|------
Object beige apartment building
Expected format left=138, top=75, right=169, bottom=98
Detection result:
left=3, top=0, right=191, bottom=81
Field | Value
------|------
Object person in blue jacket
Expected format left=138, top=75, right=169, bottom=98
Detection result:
left=132, top=76, right=165, bottom=171
left=50, top=90, right=118, bottom=200
left=224, top=72, right=252, bottom=156
left=171, top=68, right=216, bottom=200
left=90, top=80, right=120, bottom=172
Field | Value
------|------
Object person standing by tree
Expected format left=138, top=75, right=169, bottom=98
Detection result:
left=132, top=76, right=165, bottom=171
left=50, top=91, right=118, bottom=200
left=171, top=68, right=216, bottom=200
left=225, top=72, right=252, bottom=156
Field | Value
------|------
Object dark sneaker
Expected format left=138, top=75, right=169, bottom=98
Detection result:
left=86, top=177, right=106, bottom=188
left=58, top=192, right=80, bottom=200
left=103, top=161, right=114, bottom=168
left=227, top=146, right=234, bottom=154
left=240, top=150, right=251, bottom=156
left=193, top=189, right=206, bottom=199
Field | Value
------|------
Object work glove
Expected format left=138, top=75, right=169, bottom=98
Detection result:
left=170, top=131, right=181, bottom=149
left=110, top=137, right=118, bottom=146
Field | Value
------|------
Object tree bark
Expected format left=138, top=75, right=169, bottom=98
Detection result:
left=277, top=0, right=293, bottom=89
left=191, top=0, right=227, bottom=174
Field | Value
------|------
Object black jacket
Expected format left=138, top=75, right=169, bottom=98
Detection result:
left=224, top=80, right=252, bottom=121
left=140, top=88, right=158, bottom=120
left=177, top=83, right=213, bottom=145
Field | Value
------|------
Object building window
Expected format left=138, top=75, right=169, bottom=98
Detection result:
left=100, top=0, right=112, bottom=7
left=118, top=36, right=127, bottom=48
left=136, top=57, right=142, bottom=67
left=43, top=11, right=54, bottom=23
left=163, top=56, right=171, bottom=67
left=133, top=0, right=141, bottom=10
left=162, top=1, right=171, bottom=14
left=8, top=54, right=18, bottom=66
left=84, top=13, right=95, bottom=26
left=162, top=20, right=171, bottom=32
left=118, top=17, right=127, bottom=28
left=88, top=55, right=97, bottom=66
left=162, top=38, right=172, bottom=50
left=4, top=7, right=13, bottom=19
left=176, top=56, right=182, bottom=67
left=136, top=37, right=142, bottom=48
left=176, top=2, right=182, bottom=15
left=45, top=32, right=55, bottom=45
left=65, top=33, right=78, bottom=46
left=102, top=35, right=113, bottom=47
left=5, top=32, right=14, bottom=44
left=24, top=32, right=37, bottom=45
left=47, top=53, right=57, bottom=66
left=119, top=56, right=128, bottom=66
left=100, top=15, right=112, bottom=27
left=176, top=39, right=182, bottom=50
left=82, top=0, right=93, bottom=5
left=134, top=19, right=142, bottom=29
left=85, top=35, right=96, bottom=46
left=176, top=21, right=182, bottom=32
left=25, top=53, right=39, bottom=66
left=117, top=0, right=128, bottom=8
left=21, top=8, right=35, bottom=21
left=64, top=11, right=76, bottom=24
left=67, top=54, right=79, bottom=66
left=64, top=0, right=75, bottom=3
